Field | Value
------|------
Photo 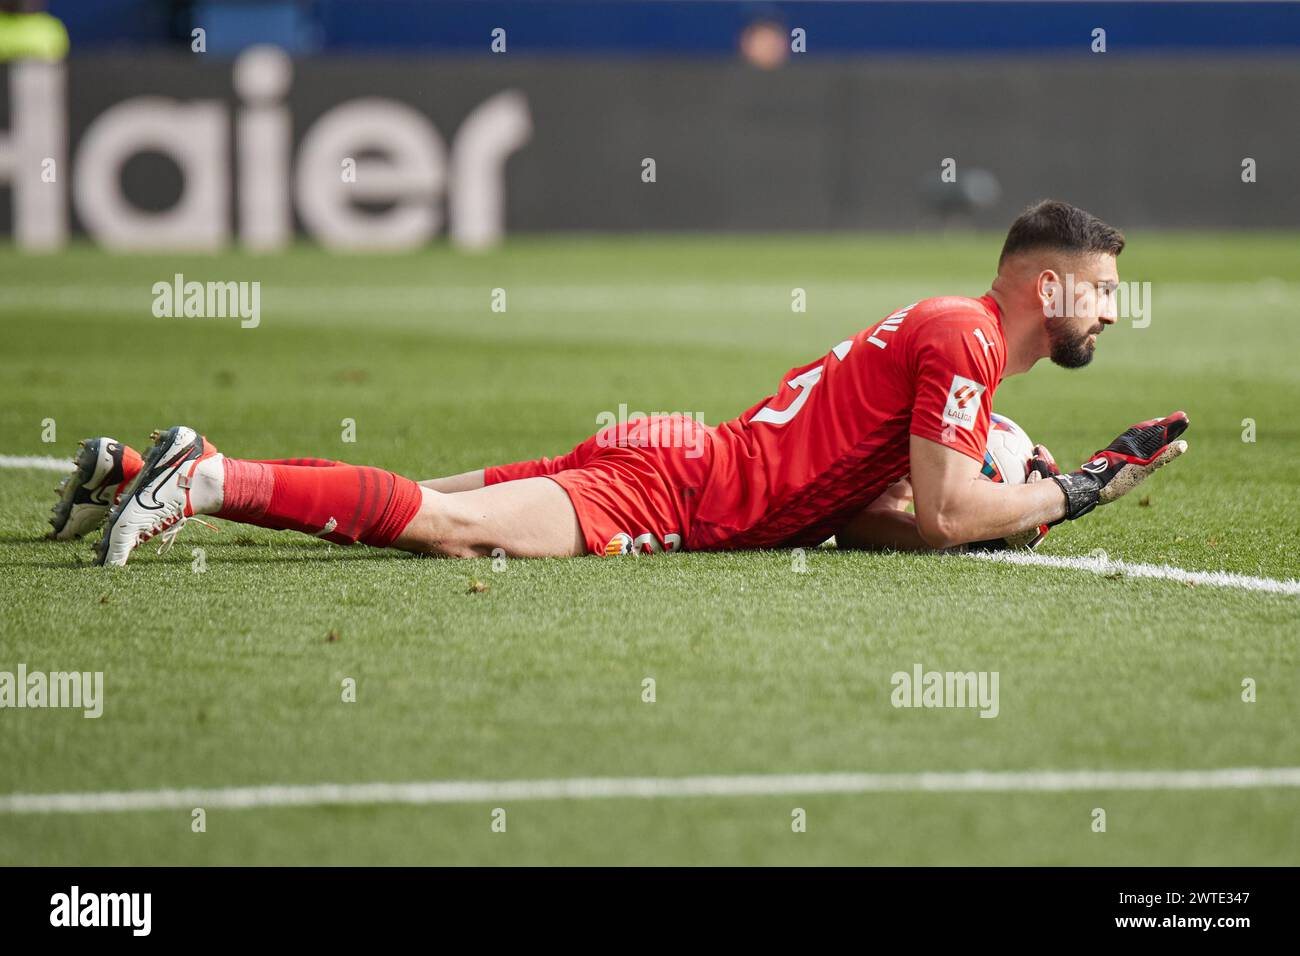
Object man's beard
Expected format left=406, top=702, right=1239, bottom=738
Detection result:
left=1048, top=317, right=1097, bottom=369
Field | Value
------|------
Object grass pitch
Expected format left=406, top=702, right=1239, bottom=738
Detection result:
left=0, top=234, right=1298, bottom=865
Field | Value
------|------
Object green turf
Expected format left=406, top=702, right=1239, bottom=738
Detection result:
left=0, top=234, right=1297, bottom=865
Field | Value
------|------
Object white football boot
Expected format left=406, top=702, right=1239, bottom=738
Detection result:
left=48, top=438, right=143, bottom=540
left=96, top=426, right=224, bottom=567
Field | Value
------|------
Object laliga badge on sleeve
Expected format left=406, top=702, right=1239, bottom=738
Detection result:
left=942, top=374, right=985, bottom=432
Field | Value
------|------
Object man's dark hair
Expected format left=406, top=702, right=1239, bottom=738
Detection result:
left=998, top=200, right=1125, bottom=267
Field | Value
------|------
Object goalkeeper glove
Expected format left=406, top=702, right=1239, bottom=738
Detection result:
left=1052, top=411, right=1189, bottom=523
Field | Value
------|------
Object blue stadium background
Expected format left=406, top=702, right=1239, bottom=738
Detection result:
left=50, top=1, right=1300, bottom=55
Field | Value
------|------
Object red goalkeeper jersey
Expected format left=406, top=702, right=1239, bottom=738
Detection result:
left=690, top=294, right=1007, bottom=550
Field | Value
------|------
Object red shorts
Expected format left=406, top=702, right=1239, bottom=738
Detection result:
left=484, top=415, right=713, bottom=556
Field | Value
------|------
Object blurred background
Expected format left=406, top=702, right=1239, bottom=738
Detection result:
left=2, top=0, right=1299, bottom=252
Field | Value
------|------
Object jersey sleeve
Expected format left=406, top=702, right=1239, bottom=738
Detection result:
left=907, top=311, right=1004, bottom=463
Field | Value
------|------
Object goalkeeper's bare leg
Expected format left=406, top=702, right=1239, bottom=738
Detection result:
left=419, top=470, right=486, bottom=493
left=393, top=479, right=584, bottom=557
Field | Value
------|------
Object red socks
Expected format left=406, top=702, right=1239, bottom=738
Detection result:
left=216, top=459, right=423, bottom=548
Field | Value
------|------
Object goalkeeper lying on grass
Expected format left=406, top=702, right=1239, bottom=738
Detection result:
left=46, top=200, right=1188, bottom=566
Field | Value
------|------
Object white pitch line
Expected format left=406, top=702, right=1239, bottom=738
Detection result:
left=3, top=767, right=1299, bottom=814
left=965, top=549, right=1300, bottom=596
left=0, top=454, right=73, bottom=473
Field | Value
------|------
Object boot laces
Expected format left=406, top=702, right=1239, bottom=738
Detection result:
left=138, top=499, right=218, bottom=554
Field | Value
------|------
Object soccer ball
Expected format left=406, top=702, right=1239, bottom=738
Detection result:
left=981, top=412, right=1035, bottom=484
left=976, top=412, right=1049, bottom=550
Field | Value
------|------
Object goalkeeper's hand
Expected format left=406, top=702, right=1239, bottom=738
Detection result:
left=1051, top=411, right=1189, bottom=523
left=965, top=442, right=1059, bottom=552
left=1027, top=443, right=1061, bottom=481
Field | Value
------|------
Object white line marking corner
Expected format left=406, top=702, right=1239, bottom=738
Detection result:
left=965, top=550, right=1300, bottom=596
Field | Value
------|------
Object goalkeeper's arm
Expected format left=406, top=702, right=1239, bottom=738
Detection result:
left=907, top=411, right=1190, bottom=550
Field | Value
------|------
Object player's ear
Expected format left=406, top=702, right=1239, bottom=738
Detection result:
left=1037, top=269, right=1063, bottom=318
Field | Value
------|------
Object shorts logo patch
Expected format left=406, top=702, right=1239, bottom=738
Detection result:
left=604, top=532, right=633, bottom=556
left=942, top=375, right=985, bottom=432
left=603, top=531, right=683, bottom=556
